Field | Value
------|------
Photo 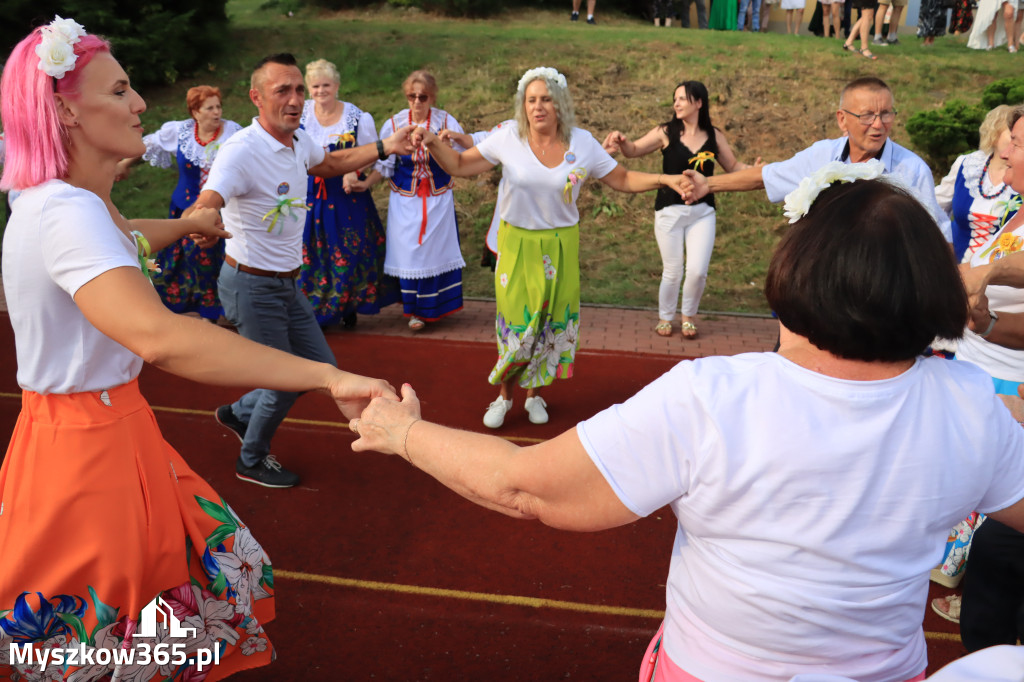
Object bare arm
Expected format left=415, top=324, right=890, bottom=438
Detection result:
left=418, top=128, right=496, bottom=177
left=128, top=208, right=229, bottom=253
left=604, top=127, right=666, bottom=158
left=714, top=129, right=761, bottom=173
left=308, top=125, right=416, bottom=178
left=682, top=165, right=766, bottom=203
left=598, top=164, right=690, bottom=198
left=351, top=385, right=640, bottom=531
left=967, top=290, right=1024, bottom=349
left=74, top=267, right=396, bottom=418
left=961, top=250, right=1024, bottom=298
left=438, top=129, right=474, bottom=150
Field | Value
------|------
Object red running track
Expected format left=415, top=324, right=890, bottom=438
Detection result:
left=0, top=321, right=966, bottom=680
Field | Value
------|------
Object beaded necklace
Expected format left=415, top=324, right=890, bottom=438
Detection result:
left=194, top=123, right=221, bottom=146
left=979, top=153, right=1009, bottom=199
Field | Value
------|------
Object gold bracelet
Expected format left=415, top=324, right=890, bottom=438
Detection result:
left=402, top=419, right=421, bottom=467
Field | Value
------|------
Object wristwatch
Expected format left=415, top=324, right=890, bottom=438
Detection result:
left=376, top=139, right=387, bottom=161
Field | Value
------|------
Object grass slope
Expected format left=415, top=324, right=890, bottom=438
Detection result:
left=111, top=1, right=1015, bottom=313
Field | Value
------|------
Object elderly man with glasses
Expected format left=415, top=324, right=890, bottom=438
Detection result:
left=683, top=76, right=951, bottom=243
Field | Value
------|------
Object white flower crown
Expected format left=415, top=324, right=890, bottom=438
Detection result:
left=517, top=66, right=568, bottom=94
left=35, top=15, right=87, bottom=80
left=782, top=159, right=886, bottom=223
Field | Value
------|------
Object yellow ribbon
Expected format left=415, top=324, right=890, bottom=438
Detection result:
left=130, top=230, right=160, bottom=279
left=261, top=197, right=309, bottom=233
left=688, top=151, right=716, bottom=166
left=562, top=168, right=588, bottom=204
left=330, top=132, right=356, bottom=147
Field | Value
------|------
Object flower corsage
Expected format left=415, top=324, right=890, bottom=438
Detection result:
left=518, top=66, right=568, bottom=94
left=35, top=15, right=86, bottom=80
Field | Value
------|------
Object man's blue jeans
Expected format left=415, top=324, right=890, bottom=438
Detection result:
left=738, top=0, right=760, bottom=30
left=218, top=264, right=336, bottom=467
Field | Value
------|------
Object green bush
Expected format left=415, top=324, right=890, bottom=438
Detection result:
left=2, top=0, right=229, bottom=88
left=981, top=76, right=1024, bottom=109
left=905, top=99, right=985, bottom=170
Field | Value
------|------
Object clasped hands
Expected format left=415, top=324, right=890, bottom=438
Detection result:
left=348, top=383, right=423, bottom=459
left=187, top=206, right=229, bottom=249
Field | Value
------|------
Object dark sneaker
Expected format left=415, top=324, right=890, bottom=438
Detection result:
left=236, top=455, right=300, bottom=488
left=215, top=405, right=247, bottom=442
left=570, top=11, right=579, bottom=20
left=886, top=36, right=900, bottom=44
left=586, top=16, right=596, bottom=24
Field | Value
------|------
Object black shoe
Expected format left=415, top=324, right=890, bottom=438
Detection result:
left=570, top=11, right=579, bottom=20
left=215, top=405, right=247, bottom=443
left=236, top=455, right=300, bottom=488
left=341, top=312, right=358, bottom=330
left=586, top=16, right=596, bottom=24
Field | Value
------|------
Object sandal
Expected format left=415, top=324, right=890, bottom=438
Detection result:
left=859, top=48, right=878, bottom=59
left=655, top=321, right=673, bottom=337
left=842, top=43, right=859, bottom=53
left=681, top=321, right=698, bottom=339
left=408, top=316, right=425, bottom=331
left=930, top=594, right=961, bottom=624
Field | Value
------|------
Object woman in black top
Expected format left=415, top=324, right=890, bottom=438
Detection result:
left=604, top=81, right=756, bottom=339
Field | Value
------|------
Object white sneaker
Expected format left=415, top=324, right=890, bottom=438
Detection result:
left=483, top=397, right=512, bottom=429
left=524, top=396, right=549, bottom=424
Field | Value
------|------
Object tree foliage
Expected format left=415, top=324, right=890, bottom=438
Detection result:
left=2, top=0, right=229, bottom=88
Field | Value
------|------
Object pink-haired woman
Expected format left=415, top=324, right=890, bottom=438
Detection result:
left=0, top=17, right=395, bottom=680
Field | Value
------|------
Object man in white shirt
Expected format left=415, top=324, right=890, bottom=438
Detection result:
left=683, top=76, right=951, bottom=243
left=190, top=53, right=413, bottom=488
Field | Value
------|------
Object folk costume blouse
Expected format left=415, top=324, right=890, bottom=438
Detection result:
left=377, top=108, right=466, bottom=279
left=934, top=150, right=1018, bottom=262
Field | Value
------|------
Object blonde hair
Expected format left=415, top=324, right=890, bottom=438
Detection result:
left=514, top=76, right=575, bottom=148
left=304, top=58, right=340, bottom=89
left=980, top=105, right=1014, bottom=155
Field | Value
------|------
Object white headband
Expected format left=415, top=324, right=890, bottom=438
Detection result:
left=36, top=15, right=87, bottom=80
left=783, top=159, right=886, bottom=223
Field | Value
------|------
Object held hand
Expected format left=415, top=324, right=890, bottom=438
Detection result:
left=114, top=158, right=133, bottom=182
left=960, top=262, right=991, bottom=301
left=681, top=170, right=710, bottom=204
left=664, top=174, right=693, bottom=199
left=342, top=172, right=362, bottom=194
left=602, top=131, right=626, bottom=155
left=187, top=207, right=229, bottom=248
left=967, top=290, right=992, bottom=334
left=438, top=129, right=470, bottom=149
left=350, top=383, right=423, bottom=456
left=386, top=125, right=417, bottom=157
left=329, top=371, right=399, bottom=422
left=410, top=126, right=438, bottom=149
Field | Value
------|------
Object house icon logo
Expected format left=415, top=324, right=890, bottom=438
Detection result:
left=136, top=596, right=197, bottom=639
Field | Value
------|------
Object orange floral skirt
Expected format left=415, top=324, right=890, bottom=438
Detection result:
left=0, top=379, right=274, bottom=680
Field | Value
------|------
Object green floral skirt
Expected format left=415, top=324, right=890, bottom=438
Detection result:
left=488, top=221, right=580, bottom=389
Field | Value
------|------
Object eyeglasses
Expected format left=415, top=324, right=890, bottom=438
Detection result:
left=406, top=93, right=430, bottom=103
left=842, top=109, right=897, bottom=125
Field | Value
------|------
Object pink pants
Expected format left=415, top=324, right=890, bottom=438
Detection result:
left=639, top=624, right=928, bottom=682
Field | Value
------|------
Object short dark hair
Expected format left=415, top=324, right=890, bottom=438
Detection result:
left=765, top=179, right=967, bottom=362
left=251, top=53, right=298, bottom=91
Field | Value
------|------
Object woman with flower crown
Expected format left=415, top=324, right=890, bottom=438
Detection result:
left=349, top=169, right=1024, bottom=681
left=0, top=18, right=396, bottom=680
left=299, top=58, right=398, bottom=329
left=116, top=85, right=242, bottom=322
left=377, top=70, right=466, bottom=332
left=603, top=80, right=758, bottom=340
left=410, top=66, right=690, bottom=429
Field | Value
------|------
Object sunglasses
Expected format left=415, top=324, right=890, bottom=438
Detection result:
left=406, top=93, right=430, bottom=103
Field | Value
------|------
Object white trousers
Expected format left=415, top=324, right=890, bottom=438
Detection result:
left=653, top=203, right=717, bottom=319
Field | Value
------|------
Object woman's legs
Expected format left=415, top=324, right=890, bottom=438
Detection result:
left=679, top=209, right=717, bottom=330
left=654, top=207, right=686, bottom=325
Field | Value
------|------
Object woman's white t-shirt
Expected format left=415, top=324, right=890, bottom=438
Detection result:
left=475, top=123, right=618, bottom=230
left=2, top=180, right=143, bottom=394
left=578, top=352, right=1024, bottom=681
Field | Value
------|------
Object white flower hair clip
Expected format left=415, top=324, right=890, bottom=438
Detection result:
left=517, top=66, right=568, bottom=94
left=782, top=159, right=886, bottom=223
left=35, top=15, right=87, bottom=80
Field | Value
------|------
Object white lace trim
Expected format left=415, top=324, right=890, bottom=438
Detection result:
left=384, top=259, right=466, bottom=279
left=962, top=150, right=1010, bottom=201
left=300, top=100, right=363, bottom=147
left=143, top=119, right=241, bottom=170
